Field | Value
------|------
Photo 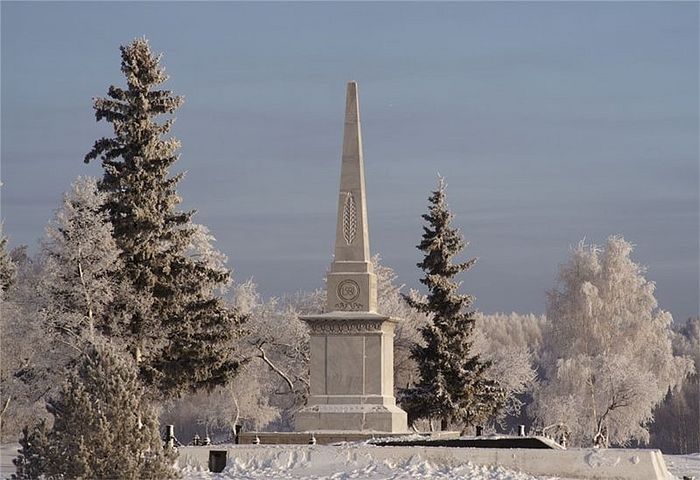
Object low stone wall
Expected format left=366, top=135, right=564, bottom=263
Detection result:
left=179, top=444, right=671, bottom=480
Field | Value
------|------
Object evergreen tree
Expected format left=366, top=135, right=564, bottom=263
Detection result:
left=12, top=420, right=50, bottom=480
left=400, top=177, right=505, bottom=431
left=13, top=340, right=179, bottom=479
left=84, top=38, right=242, bottom=396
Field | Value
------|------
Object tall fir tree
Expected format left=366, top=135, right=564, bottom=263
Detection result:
left=400, top=177, right=505, bottom=431
left=13, top=340, right=179, bottom=480
left=84, top=38, right=242, bottom=396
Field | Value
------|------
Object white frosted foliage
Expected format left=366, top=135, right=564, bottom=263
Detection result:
left=41, top=176, right=121, bottom=338
left=532, top=236, right=694, bottom=447
left=473, top=313, right=543, bottom=420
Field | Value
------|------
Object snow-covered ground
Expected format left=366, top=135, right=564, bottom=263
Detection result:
left=665, top=453, right=700, bottom=479
left=178, top=448, right=700, bottom=480
left=179, top=454, right=560, bottom=480
left=1, top=443, right=698, bottom=479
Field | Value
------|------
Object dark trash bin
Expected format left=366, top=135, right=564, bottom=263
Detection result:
left=208, top=450, right=227, bottom=473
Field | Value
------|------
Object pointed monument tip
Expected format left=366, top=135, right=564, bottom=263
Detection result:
left=346, top=81, right=359, bottom=98
left=345, top=81, right=359, bottom=122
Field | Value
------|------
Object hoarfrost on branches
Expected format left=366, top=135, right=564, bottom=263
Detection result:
left=40, top=176, right=122, bottom=339
left=2, top=177, right=124, bottom=440
left=531, top=236, right=694, bottom=447
left=0, top=247, right=51, bottom=441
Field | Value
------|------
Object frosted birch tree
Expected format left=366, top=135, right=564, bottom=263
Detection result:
left=531, top=236, right=694, bottom=447
left=0, top=248, right=53, bottom=441
left=40, top=176, right=122, bottom=340
left=472, top=313, right=542, bottom=427
left=162, top=281, right=314, bottom=437
left=233, top=280, right=311, bottom=430
left=2, top=178, right=125, bottom=440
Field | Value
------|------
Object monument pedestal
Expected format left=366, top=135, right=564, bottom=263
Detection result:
left=295, top=313, right=408, bottom=433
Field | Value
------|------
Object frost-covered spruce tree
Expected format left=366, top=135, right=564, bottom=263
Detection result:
left=531, top=236, right=694, bottom=447
left=400, top=177, right=505, bottom=431
left=13, top=340, right=178, bottom=480
left=84, top=38, right=242, bottom=396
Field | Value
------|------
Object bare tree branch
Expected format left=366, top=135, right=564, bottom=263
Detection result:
left=255, top=342, right=295, bottom=393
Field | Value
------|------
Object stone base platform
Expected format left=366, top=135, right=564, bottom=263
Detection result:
left=295, top=403, right=407, bottom=433
left=237, top=430, right=458, bottom=445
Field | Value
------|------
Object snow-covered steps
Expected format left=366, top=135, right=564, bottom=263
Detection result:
left=178, top=444, right=672, bottom=479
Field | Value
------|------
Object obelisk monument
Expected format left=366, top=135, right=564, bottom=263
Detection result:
left=295, top=82, right=408, bottom=433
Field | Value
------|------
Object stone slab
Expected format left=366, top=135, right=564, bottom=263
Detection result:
left=372, top=435, right=564, bottom=450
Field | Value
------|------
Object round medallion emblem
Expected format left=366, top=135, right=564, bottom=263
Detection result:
left=337, top=279, right=360, bottom=302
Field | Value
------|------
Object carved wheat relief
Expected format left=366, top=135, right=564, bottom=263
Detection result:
left=342, top=192, right=357, bottom=245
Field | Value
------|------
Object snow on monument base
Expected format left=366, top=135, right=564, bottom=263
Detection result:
left=295, top=403, right=408, bottom=432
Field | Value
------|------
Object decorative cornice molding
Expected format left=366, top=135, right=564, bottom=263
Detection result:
left=304, top=318, right=386, bottom=334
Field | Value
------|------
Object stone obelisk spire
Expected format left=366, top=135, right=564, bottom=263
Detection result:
left=295, top=82, right=407, bottom=434
left=326, top=81, right=377, bottom=313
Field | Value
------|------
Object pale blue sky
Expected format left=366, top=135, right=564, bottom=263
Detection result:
left=2, top=2, right=698, bottom=320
